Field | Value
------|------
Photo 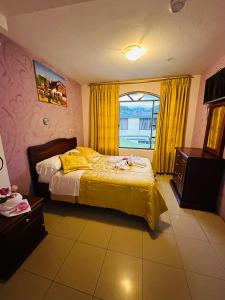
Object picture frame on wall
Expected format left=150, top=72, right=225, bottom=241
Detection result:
left=33, top=60, right=67, bottom=107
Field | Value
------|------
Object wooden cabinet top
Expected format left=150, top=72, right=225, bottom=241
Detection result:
left=176, top=147, right=223, bottom=160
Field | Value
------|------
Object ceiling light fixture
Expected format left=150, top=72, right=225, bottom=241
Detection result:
left=170, top=0, right=187, bottom=13
left=123, top=45, right=145, bottom=61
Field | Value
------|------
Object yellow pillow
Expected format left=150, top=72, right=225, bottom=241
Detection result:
left=76, top=146, right=99, bottom=155
left=60, top=154, right=92, bottom=174
left=69, top=151, right=92, bottom=163
left=75, top=147, right=100, bottom=162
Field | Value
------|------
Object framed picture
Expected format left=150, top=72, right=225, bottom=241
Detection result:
left=33, top=60, right=67, bottom=107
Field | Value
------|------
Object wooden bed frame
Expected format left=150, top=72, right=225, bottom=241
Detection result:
left=27, top=137, right=77, bottom=198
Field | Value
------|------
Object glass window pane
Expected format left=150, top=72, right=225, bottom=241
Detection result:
left=154, top=101, right=160, bottom=112
left=139, top=118, right=151, bottom=130
left=151, top=137, right=156, bottom=148
left=119, top=92, right=160, bottom=149
left=120, top=118, right=128, bottom=130
left=119, top=95, right=131, bottom=101
left=129, top=93, right=144, bottom=101
left=152, top=117, right=158, bottom=126
left=142, top=94, right=159, bottom=101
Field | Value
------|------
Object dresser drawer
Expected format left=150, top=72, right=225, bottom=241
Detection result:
left=171, top=147, right=224, bottom=212
left=173, top=151, right=187, bottom=196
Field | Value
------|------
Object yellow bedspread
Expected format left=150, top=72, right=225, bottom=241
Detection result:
left=79, top=156, right=167, bottom=230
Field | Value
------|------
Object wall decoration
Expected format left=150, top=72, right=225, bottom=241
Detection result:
left=33, top=61, right=67, bottom=107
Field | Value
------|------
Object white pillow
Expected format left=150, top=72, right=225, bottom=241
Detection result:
left=36, top=155, right=62, bottom=178
left=64, top=149, right=80, bottom=155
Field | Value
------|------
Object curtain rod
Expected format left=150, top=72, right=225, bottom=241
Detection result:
left=89, top=75, right=192, bottom=86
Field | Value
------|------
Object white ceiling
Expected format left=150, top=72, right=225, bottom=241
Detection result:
left=1, top=0, right=225, bottom=84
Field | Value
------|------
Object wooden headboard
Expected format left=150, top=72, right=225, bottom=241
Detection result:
left=27, top=137, right=77, bottom=197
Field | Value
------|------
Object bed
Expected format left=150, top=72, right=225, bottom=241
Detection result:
left=27, top=137, right=167, bottom=230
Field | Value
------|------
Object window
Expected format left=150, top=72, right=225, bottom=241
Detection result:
left=139, top=118, right=151, bottom=130
left=119, top=91, right=160, bottom=149
left=120, top=118, right=128, bottom=130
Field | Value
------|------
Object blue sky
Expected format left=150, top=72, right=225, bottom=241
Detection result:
left=34, top=61, right=65, bottom=83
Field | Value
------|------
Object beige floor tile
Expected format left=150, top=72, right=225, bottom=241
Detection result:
left=155, top=211, right=173, bottom=234
left=51, top=216, right=87, bottom=240
left=44, top=282, right=92, bottom=300
left=143, top=232, right=182, bottom=268
left=176, top=236, right=225, bottom=279
left=55, top=242, right=106, bottom=294
left=194, top=210, right=225, bottom=245
left=78, top=220, right=112, bottom=248
left=95, top=250, right=142, bottom=300
left=158, top=183, right=194, bottom=217
left=168, top=204, right=194, bottom=217
left=157, top=174, right=171, bottom=182
left=0, top=269, right=51, bottom=300
left=22, top=234, right=74, bottom=279
left=212, top=243, right=225, bottom=268
left=44, top=212, right=63, bottom=233
left=116, top=215, right=148, bottom=231
left=108, top=226, right=142, bottom=257
left=143, top=260, right=191, bottom=300
left=170, top=214, right=207, bottom=240
left=186, top=271, right=225, bottom=300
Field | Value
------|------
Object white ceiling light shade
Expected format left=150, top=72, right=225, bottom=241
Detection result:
left=123, top=45, right=145, bottom=61
left=170, top=0, right=187, bottom=13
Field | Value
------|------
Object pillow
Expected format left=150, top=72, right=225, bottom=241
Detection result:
left=76, top=146, right=99, bottom=155
left=76, top=146, right=101, bottom=162
left=69, top=150, right=93, bottom=163
left=64, top=148, right=80, bottom=155
left=60, top=154, right=92, bottom=174
left=36, top=155, right=62, bottom=177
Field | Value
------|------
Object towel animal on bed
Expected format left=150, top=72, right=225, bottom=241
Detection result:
left=108, top=156, right=147, bottom=170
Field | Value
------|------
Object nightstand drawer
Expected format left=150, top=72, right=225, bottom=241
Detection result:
left=2, top=206, right=43, bottom=244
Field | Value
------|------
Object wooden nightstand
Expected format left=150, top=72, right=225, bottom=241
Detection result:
left=0, top=195, right=47, bottom=281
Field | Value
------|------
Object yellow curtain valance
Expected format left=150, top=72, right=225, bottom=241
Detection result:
left=90, top=84, right=119, bottom=155
left=152, top=77, right=191, bottom=173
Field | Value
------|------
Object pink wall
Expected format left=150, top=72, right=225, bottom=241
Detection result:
left=192, top=54, right=225, bottom=219
left=0, top=33, right=84, bottom=193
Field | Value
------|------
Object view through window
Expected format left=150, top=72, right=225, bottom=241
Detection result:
left=119, top=92, right=160, bottom=149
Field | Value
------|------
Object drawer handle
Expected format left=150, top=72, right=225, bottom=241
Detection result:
left=25, top=218, right=30, bottom=223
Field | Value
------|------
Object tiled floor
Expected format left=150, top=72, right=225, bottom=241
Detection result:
left=1, top=175, right=225, bottom=299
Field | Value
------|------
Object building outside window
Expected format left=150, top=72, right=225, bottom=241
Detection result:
left=119, top=92, right=160, bottom=149
left=120, top=118, right=128, bottom=130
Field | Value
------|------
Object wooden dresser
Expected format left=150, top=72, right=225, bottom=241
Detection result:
left=0, top=195, right=47, bottom=281
left=170, top=148, right=224, bottom=211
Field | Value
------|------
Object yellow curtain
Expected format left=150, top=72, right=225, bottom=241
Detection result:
left=152, top=77, right=191, bottom=173
left=90, top=84, right=119, bottom=155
